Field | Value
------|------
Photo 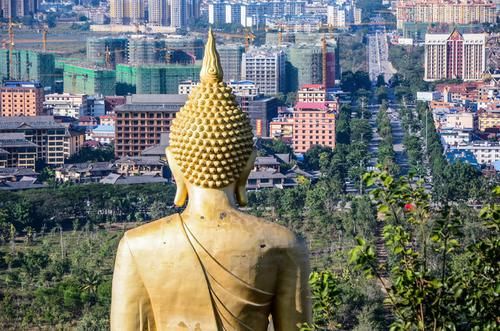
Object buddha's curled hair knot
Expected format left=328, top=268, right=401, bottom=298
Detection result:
left=169, top=29, right=254, bottom=189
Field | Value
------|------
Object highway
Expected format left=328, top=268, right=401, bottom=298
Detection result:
left=367, top=31, right=397, bottom=83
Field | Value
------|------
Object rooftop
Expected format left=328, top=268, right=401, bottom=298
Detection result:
left=0, top=116, right=66, bottom=130
left=100, top=174, right=168, bottom=185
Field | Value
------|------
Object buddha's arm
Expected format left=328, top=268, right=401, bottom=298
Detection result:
left=110, top=235, right=155, bottom=331
left=272, top=239, right=312, bottom=330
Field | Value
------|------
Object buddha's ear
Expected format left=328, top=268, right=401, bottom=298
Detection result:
left=166, top=147, right=188, bottom=207
left=235, top=150, right=256, bottom=207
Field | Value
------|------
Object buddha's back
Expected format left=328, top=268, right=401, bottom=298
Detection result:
left=112, top=211, right=309, bottom=331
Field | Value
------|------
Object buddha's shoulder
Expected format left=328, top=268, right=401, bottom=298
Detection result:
left=122, top=214, right=179, bottom=243
left=232, top=210, right=300, bottom=248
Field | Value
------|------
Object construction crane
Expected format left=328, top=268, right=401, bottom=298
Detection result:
left=216, top=30, right=255, bottom=51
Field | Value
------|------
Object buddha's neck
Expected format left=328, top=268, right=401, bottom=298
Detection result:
left=182, top=184, right=237, bottom=220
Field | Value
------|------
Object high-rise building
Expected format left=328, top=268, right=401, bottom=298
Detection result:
left=149, top=0, right=169, bottom=26
left=86, top=37, right=128, bottom=67
left=110, top=0, right=145, bottom=24
left=0, top=0, right=37, bottom=18
left=0, top=50, right=56, bottom=88
left=62, top=63, right=116, bottom=96
left=218, top=45, right=244, bottom=81
left=292, top=85, right=337, bottom=153
left=396, top=0, right=496, bottom=30
left=116, top=63, right=201, bottom=95
left=170, top=0, right=187, bottom=28
left=114, top=94, right=187, bottom=157
left=0, top=81, right=44, bottom=117
left=237, top=96, right=278, bottom=137
left=242, top=47, right=286, bottom=95
left=327, top=5, right=347, bottom=28
left=424, top=30, right=486, bottom=82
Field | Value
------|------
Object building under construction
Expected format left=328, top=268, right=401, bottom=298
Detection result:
left=62, top=63, right=116, bottom=96
left=86, top=36, right=128, bottom=67
left=0, top=50, right=56, bottom=88
left=286, top=38, right=338, bottom=91
left=116, top=63, right=201, bottom=95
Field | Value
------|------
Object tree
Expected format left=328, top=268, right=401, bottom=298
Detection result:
left=376, top=74, right=386, bottom=87
left=350, top=171, right=500, bottom=331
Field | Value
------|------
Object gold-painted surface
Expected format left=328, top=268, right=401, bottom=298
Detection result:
left=110, top=29, right=311, bottom=331
left=169, top=28, right=254, bottom=189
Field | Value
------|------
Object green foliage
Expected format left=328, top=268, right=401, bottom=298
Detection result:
left=0, top=183, right=176, bottom=232
left=66, top=146, right=115, bottom=163
left=351, top=170, right=500, bottom=331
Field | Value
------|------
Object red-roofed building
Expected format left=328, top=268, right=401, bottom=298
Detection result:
left=293, top=101, right=336, bottom=153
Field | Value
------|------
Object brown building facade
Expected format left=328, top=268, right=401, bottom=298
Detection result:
left=0, top=81, right=44, bottom=117
left=114, top=94, right=187, bottom=157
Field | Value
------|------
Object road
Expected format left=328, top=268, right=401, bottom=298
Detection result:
left=367, top=31, right=397, bottom=83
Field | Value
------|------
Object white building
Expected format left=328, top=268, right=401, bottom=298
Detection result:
left=179, top=80, right=259, bottom=96
left=242, top=48, right=286, bottom=95
left=44, top=93, right=88, bottom=119
left=455, top=141, right=500, bottom=166
left=327, top=5, right=347, bottom=28
left=440, top=129, right=471, bottom=147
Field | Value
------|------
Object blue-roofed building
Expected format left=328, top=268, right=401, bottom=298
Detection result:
left=494, top=160, right=500, bottom=172
left=88, top=125, right=115, bottom=144
left=445, top=150, right=480, bottom=170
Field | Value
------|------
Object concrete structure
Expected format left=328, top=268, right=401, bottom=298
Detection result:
left=0, top=133, right=37, bottom=169
left=327, top=5, right=346, bottom=28
left=424, top=30, right=486, bottom=81
left=242, top=48, right=286, bottom=95
left=55, top=162, right=116, bottom=183
left=115, top=156, right=165, bottom=176
left=63, top=63, right=116, bottom=96
left=89, top=125, right=115, bottom=144
left=293, top=101, right=336, bottom=153
left=178, top=80, right=258, bottom=96
left=109, top=0, right=145, bottom=24
left=396, top=0, right=497, bottom=30
left=116, top=64, right=201, bottom=95
left=454, top=141, right=500, bottom=166
left=44, top=93, right=88, bottom=119
left=114, top=94, right=187, bottom=157
left=478, top=111, right=500, bottom=132
left=442, top=112, right=475, bottom=130
left=0, top=116, right=72, bottom=166
left=0, top=0, right=37, bottom=19
left=237, top=96, right=278, bottom=137
left=86, top=37, right=128, bottom=67
left=0, top=81, right=44, bottom=117
left=0, top=50, right=56, bottom=89
left=270, top=112, right=294, bottom=141
left=218, top=45, right=244, bottom=81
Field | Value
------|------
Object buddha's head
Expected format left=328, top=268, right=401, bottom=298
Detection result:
left=166, top=28, right=256, bottom=207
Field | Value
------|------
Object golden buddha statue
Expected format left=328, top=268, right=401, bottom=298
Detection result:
left=110, top=29, right=311, bottom=331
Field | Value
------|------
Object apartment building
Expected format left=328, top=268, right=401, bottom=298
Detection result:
left=114, top=94, right=187, bottom=157
left=0, top=81, right=44, bottom=117
left=478, top=111, right=500, bottom=132
left=242, top=48, right=286, bottom=95
left=455, top=141, right=500, bottom=166
left=424, top=30, right=486, bottom=81
left=44, top=93, right=88, bottom=119
left=293, top=102, right=336, bottom=153
left=270, top=112, right=294, bottom=141
left=396, top=0, right=496, bottom=30
left=0, top=133, right=37, bottom=169
left=0, top=116, right=80, bottom=167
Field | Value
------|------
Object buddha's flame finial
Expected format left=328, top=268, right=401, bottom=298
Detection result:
left=200, top=27, right=223, bottom=83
